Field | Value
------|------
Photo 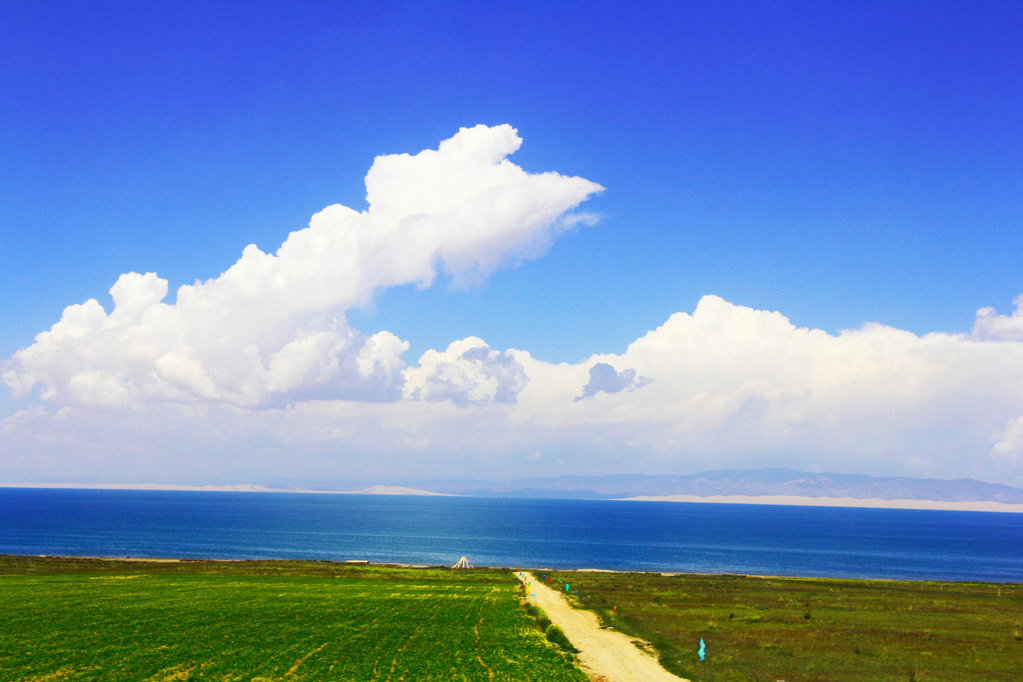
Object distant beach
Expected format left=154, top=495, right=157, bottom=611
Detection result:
left=6, top=481, right=1023, bottom=513
left=623, top=493, right=1023, bottom=514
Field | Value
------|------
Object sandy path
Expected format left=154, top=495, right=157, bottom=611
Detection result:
left=516, top=571, right=688, bottom=682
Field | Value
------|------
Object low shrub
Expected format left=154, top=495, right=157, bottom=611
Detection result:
left=545, top=624, right=579, bottom=653
left=524, top=602, right=551, bottom=630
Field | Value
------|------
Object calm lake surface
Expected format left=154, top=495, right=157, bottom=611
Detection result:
left=1, top=488, right=1021, bottom=582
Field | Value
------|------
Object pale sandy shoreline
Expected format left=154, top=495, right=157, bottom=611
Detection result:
left=0, top=483, right=451, bottom=496
left=3, top=483, right=1022, bottom=512
left=621, top=493, right=1023, bottom=513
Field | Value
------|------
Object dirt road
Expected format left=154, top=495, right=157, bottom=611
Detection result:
left=516, top=571, right=688, bottom=682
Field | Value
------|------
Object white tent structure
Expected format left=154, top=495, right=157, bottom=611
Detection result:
left=451, top=556, right=473, bottom=569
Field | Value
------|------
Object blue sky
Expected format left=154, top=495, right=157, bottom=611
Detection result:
left=3, top=1, right=1023, bottom=487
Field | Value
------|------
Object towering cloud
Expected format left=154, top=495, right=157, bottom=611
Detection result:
left=5, top=125, right=1023, bottom=486
left=2, top=125, right=603, bottom=408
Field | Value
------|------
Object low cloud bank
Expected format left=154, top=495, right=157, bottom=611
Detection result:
left=6, top=292, right=1023, bottom=484
left=509, top=295, right=1023, bottom=480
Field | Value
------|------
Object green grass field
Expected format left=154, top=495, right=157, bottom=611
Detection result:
left=6, top=555, right=1023, bottom=682
left=0, top=556, right=585, bottom=681
left=544, top=569, right=1023, bottom=682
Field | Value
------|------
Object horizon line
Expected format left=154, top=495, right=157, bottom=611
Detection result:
left=3, top=482, right=1023, bottom=514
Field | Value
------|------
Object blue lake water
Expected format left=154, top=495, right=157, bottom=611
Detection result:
left=1, top=488, right=1021, bottom=582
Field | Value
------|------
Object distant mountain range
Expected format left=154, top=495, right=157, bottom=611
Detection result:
left=420, top=468, right=1023, bottom=504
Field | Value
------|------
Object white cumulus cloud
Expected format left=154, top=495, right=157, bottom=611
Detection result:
left=6, top=122, right=1023, bottom=487
left=402, top=337, right=527, bottom=407
left=503, top=295, right=1023, bottom=482
left=993, top=415, right=1023, bottom=463
left=6, top=294, right=1023, bottom=486
left=973, top=295, right=1023, bottom=341
left=3, top=125, right=602, bottom=409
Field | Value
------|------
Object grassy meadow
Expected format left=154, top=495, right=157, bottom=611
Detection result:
left=544, top=569, right=1023, bottom=682
left=5, top=555, right=1023, bottom=681
left=0, top=556, right=584, bottom=681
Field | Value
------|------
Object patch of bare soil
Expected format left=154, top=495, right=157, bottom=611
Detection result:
left=517, top=572, right=688, bottom=682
